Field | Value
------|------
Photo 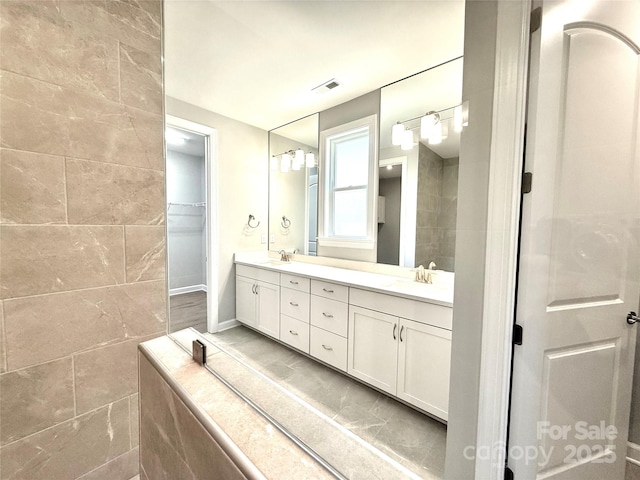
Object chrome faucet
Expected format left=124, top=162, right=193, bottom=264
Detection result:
left=415, top=265, right=426, bottom=283
left=426, top=262, right=436, bottom=284
left=279, top=250, right=291, bottom=262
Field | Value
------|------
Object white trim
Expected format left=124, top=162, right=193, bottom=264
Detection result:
left=474, top=1, right=531, bottom=479
left=317, top=114, right=379, bottom=250
left=316, top=237, right=375, bottom=250
left=166, top=114, right=219, bottom=333
left=169, top=284, right=207, bottom=296
left=218, top=319, right=240, bottom=332
left=378, top=156, right=409, bottom=266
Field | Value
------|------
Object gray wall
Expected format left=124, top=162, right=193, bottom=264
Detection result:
left=437, top=157, right=459, bottom=271
left=167, top=150, right=206, bottom=290
left=377, top=177, right=402, bottom=265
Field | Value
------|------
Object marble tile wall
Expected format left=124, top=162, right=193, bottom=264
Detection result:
left=0, top=1, right=165, bottom=479
left=415, top=144, right=459, bottom=271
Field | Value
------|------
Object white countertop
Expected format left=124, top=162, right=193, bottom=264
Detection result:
left=234, top=253, right=454, bottom=308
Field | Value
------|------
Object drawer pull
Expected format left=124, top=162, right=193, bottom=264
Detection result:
left=322, top=312, right=334, bottom=318
left=321, top=344, right=333, bottom=351
left=289, top=301, right=299, bottom=307
left=289, top=280, right=299, bottom=285
left=289, top=330, right=299, bottom=336
left=322, top=288, right=334, bottom=293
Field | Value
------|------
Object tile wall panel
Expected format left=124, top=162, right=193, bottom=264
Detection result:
left=125, top=226, right=166, bottom=282
left=0, top=398, right=130, bottom=480
left=3, top=281, right=166, bottom=371
left=0, top=225, right=126, bottom=300
left=66, top=159, right=164, bottom=225
left=0, top=0, right=164, bottom=477
left=0, top=357, right=75, bottom=446
left=0, top=149, right=67, bottom=225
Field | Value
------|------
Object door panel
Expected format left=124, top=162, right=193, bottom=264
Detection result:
left=509, top=1, right=640, bottom=479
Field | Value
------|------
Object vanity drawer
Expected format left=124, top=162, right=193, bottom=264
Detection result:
left=280, top=315, right=310, bottom=354
left=310, top=326, right=347, bottom=372
left=280, top=273, right=310, bottom=293
left=280, top=287, right=310, bottom=322
left=310, top=296, right=348, bottom=337
left=311, top=280, right=349, bottom=303
left=236, top=264, right=280, bottom=285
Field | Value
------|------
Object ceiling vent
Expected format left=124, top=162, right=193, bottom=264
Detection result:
left=312, top=78, right=340, bottom=95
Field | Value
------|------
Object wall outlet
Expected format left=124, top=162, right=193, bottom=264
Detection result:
left=261, top=234, right=267, bottom=244
left=269, top=234, right=275, bottom=243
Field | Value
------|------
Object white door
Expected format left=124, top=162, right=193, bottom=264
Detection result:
left=348, top=306, right=398, bottom=395
left=256, top=280, right=280, bottom=339
left=397, top=318, right=451, bottom=421
left=235, top=276, right=257, bottom=327
left=509, top=1, right=640, bottom=479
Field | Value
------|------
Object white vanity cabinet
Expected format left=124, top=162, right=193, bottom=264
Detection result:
left=235, top=265, right=280, bottom=339
left=348, top=288, right=452, bottom=421
left=309, top=281, right=349, bottom=371
left=279, top=273, right=311, bottom=353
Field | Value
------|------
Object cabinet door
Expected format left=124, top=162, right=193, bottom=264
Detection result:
left=348, top=306, right=398, bottom=395
left=236, top=276, right=257, bottom=327
left=397, top=318, right=451, bottom=421
left=256, top=280, right=280, bottom=338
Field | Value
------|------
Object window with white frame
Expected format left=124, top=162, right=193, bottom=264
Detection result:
left=318, top=115, right=378, bottom=249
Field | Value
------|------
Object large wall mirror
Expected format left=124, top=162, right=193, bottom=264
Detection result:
left=268, top=57, right=463, bottom=272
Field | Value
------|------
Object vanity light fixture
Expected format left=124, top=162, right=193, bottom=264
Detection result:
left=280, top=153, right=291, bottom=173
left=305, top=152, right=316, bottom=168
left=401, top=129, right=414, bottom=151
left=392, top=122, right=405, bottom=146
left=393, top=103, right=468, bottom=150
left=272, top=149, right=316, bottom=172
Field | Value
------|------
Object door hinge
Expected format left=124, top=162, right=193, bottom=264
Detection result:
left=505, top=466, right=514, bottom=480
left=530, top=7, right=542, bottom=34
left=513, top=324, right=523, bottom=345
left=522, top=172, right=533, bottom=194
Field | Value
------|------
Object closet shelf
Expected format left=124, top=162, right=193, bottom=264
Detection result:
left=168, top=202, right=206, bottom=210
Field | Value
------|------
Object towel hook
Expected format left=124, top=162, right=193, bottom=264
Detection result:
left=247, top=214, right=260, bottom=229
left=281, top=216, right=291, bottom=229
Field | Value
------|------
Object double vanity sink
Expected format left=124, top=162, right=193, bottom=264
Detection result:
left=234, top=253, right=453, bottom=421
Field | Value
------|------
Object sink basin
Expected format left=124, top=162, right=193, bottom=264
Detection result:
left=382, top=279, right=450, bottom=292
left=255, top=259, right=289, bottom=267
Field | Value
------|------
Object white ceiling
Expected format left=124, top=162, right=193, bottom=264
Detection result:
left=164, top=0, right=466, bottom=133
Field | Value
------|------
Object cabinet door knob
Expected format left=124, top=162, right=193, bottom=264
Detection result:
left=289, top=301, right=299, bottom=307
left=322, top=344, right=333, bottom=351
left=289, top=330, right=298, bottom=336
left=322, top=312, right=334, bottom=318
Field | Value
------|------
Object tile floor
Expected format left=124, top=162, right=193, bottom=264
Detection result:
left=203, top=326, right=447, bottom=479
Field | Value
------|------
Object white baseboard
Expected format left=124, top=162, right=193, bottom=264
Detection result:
left=169, top=284, right=207, bottom=296
left=216, top=319, right=240, bottom=332
left=627, top=442, right=640, bottom=466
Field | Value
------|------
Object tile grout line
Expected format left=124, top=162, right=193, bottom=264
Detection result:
left=123, top=225, right=128, bottom=285
left=0, top=301, right=6, bottom=372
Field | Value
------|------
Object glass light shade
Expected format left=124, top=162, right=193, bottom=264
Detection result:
left=391, top=122, right=405, bottom=146
left=441, top=121, right=449, bottom=140
left=280, top=153, right=291, bottom=173
left=453, top=105, right=463, bottom=132
left=294, top=149, right=304, bottom=164
left=420, top=113, right=437, bottom=139
left=429, top=122, right=443, bottom=145
left=401, top=129, right=414, bottom=150
left=292, top=158, right=302, bottom=170
left=305, top=152, right=315, bottom=168
left=270, top=155, right=278, bottom=170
